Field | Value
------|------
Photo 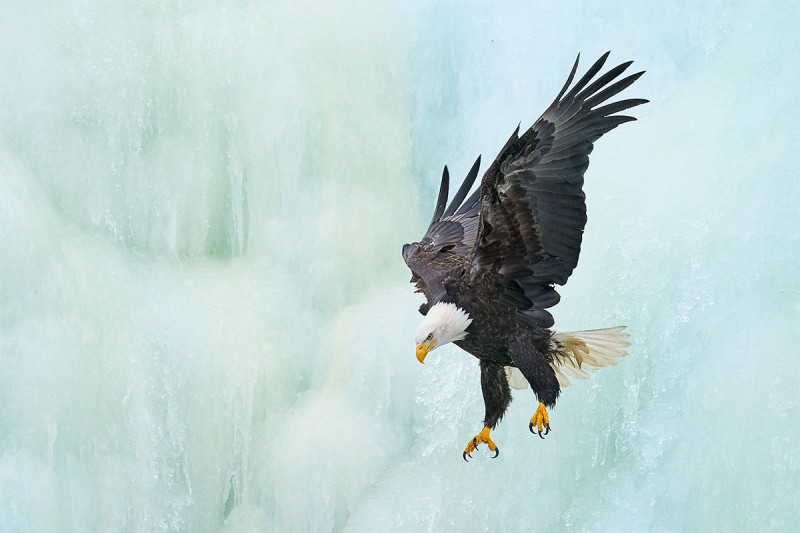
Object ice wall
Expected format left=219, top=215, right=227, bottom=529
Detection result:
left=1, top=0, right=797, bottom=531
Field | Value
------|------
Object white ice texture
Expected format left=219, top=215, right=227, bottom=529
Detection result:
left=1, top=0, right=798, bottom=531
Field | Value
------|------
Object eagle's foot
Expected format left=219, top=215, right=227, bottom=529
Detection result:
left=463, top=426, right=499, bottom=461
left=529, top=402, right=551, bottom=439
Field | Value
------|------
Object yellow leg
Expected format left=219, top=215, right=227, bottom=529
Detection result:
left=463, top=426, right=499, bottom=461
left=529, top=402, right=551, bottom=439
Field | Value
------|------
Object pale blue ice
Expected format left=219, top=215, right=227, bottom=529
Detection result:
left=0, top=0, right=798, bottom=531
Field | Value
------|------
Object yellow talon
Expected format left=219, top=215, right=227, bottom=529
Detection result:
left=463, top=426, right=499, bottom=461
left=529, top=402, right=551, bottom=438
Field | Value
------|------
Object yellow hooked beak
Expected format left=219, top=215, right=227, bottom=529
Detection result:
left=416, top=340, right=436, bottom=364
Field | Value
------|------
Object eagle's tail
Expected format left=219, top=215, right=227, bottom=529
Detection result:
left=504, top=326, right=630, bottom=390
left=549, top=326, right=631, bottom=386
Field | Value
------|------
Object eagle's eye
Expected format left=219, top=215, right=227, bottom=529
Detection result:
left=426, top=333, right=433, bottom=341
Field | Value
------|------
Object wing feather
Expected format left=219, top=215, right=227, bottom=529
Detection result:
left=430, top=166, right=450, bottom=225
left=442, top=156, right=481, bottom=219
left=584, top=72, right=646, bottom=109
left=468, top=54, right=646, bottom=324
left=402, top=157, right=483, bottom=309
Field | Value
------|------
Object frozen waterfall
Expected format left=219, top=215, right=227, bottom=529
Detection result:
left=0, top=0, right=797, bottom=531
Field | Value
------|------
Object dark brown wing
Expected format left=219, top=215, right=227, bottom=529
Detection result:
left=402, top=157, right=482, bottom=310
left=469, top=53, right=647, bottom=327
left=406, top=155, right=482, bottom=257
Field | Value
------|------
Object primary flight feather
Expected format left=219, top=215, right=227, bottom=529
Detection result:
left=402, top=52, right=644, bottom=460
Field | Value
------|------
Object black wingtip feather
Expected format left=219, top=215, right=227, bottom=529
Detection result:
left=591, top=98, right=649, bottom=119
left=563, top=51, right=610, bottom=101
left=551, top=54, right=581, bottom=106
left=550, top=115, right=637, bottom=151
left=453, top=188, right=481, bottom=217
left=574, top=60, right=633, bottom=102
left=430, top=165, right=449, bottom=225
left=583, top=70, right=646, bottom=109
left=442, top=155, right=481, bottom=219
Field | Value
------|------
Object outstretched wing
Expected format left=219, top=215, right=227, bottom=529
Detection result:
left=416, top=155, right=483, bottom=256
left=470, top=53, right=647, bottom=327
left=402, top=157, right=482, bottom=308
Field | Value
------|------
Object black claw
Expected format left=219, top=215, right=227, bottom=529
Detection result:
left=544, top=425, right=551, bottom=435
left=473, top=437, right=479, bottom=449
left=538, top=430, right=545, bottom=440
left=463, top=451, right=471, bottom=462
left=492, top=448, right=499, bottom=458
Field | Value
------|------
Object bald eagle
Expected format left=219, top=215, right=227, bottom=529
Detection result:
left=402, top=53, right=644, bottom=460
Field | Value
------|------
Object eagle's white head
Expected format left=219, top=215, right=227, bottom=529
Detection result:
left=414, top=302, right=473, bottom=363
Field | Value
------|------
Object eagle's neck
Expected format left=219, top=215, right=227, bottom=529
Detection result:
left=428, top=302, right=473, bottom=343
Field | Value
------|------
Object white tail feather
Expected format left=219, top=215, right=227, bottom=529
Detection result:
left=504, top=326, right=630, bottom=390
left=505, top=366, right=531, bottom=390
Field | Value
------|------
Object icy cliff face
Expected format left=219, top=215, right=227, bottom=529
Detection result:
left=1, top=0, right=797, bottom=531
